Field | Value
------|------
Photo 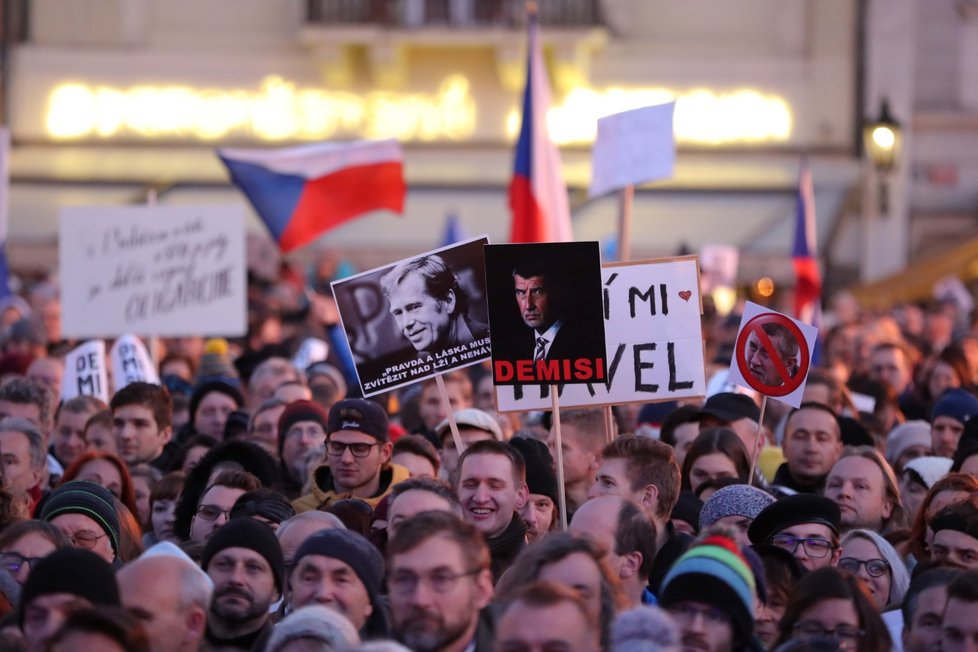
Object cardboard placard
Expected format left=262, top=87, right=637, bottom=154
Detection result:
left=110, top=335, right=160, bottom=392
left=589, top=102, right=676, bottom=198
left=495, top=256, right=705, bottom=411
left=62, top=340, right=109, bottom=403
left=60, top=205, right=247, bottom=338
left=331, top=236, right=491, bottom=397
left=486, top=242, right=607, bottom=387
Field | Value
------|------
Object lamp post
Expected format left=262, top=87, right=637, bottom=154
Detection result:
left=863, top=99, right=902, bottom=215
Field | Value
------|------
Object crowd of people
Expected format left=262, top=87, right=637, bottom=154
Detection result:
left=0, top=265, right=976, bottom=652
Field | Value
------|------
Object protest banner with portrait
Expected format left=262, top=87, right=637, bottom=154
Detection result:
left=61, top=205, right=247, bottom=338
left=332, top=236, right=491, bottom=397
left=485, top=242, right=607, bottom=387
left=494, top=256, right=705, bottom=411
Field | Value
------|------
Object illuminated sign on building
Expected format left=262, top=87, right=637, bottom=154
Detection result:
left=45, top=74, right=792, bottom=146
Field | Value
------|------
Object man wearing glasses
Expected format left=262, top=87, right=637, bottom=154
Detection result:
left=188, top=469, right=261, bottom=543
left=387, top=511, right=494, bottom=652
left=39, top=480, right=121, bottom=565
left=748, top=494, right=842, bottom=571
left=292, top=398, right=408, bottom=513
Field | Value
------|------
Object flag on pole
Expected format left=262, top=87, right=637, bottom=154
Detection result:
left=218, top=139, right=406, bottom=253
left=441, top=211, right=465, bottom=246
left=508, top=10, right=572, bottom=243
left=0, top=128, right=11, bottom=298
left=793, top=159, right=822, bottom=325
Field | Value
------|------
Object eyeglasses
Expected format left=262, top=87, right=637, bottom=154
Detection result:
left=793, top=621, right=864, bottom=649
left=769, top=535, right=836, bottom=558
left=667, top=602, right=731, bottom=625
left=0, top=552, right=43, bottom=573
left=388, top=568, right=483, bottom=596
left=66, top=529, right=107, bottom=550
left=326, top=440, right=381, bottom=458
left=839, top=557, right=891, bottom=578
left=195, top=504, right=233, bottom=522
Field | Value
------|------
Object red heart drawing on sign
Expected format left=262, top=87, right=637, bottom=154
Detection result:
left=679, top=290, right=692, bottom=302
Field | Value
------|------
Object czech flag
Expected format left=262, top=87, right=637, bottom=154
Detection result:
left=218, top=139, right=405, bottom=253
left=793, top=158, right=822, bottom=325
left=508, top=11, right=572, bottom=243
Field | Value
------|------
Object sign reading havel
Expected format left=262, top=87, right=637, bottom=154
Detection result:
left=494, top=256, right=705, bottom=411
left=61, top=205, right=246, bottom=338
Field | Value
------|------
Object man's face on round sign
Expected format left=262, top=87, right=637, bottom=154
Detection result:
left=745, top=325, right=799, bottom=387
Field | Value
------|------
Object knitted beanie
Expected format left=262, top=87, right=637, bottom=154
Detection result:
left=201, top=518, right=285, bottom=592
left=932, top=389, right=978, bottom=425
left=509, top=437, right=558, bottom=506
left=230, top=489, right=296, bottom=525
left=903, top=456, right=952, bottom=491
left=39, top=481, right=121, bottom=557
left=885, top=420, right=932, bottom=466
left=699, top=484, right=776, bottom=531
left=277, top=399, right=329, bottom=457
left=188, top=380, right=245, bottom=426
left=660, top=534, right=757, bottom=644
left=194, top=338, right=240, bottom=386
left=292, top=529, right=384, bottom=606
left=20, top=548, right=119, bottom=626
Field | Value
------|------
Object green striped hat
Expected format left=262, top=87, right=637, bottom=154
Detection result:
left=40, top=480, right=120, bottom=557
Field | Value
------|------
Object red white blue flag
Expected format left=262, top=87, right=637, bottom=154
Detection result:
left=508, top=13, right=572, bottom=243
left=218, top=139, right=405, bottom=253
left=793, top=159, right=821, bottom=325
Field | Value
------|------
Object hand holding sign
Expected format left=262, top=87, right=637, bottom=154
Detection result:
left=727, top=302, right=817, bottom=408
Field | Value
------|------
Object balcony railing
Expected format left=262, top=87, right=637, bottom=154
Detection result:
left=305, top=0, right=602, bottom=28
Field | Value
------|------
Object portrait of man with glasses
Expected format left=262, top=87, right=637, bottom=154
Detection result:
left=292, top=398, right=409, bottom=514
left=749, top=494, right=842, bottom=571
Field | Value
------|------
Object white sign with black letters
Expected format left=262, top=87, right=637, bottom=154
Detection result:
left=60, top=205, right=246, bottom=338
left=62, top=340, right=109, bottom=403
left=110, top=335, right=160, bottom=392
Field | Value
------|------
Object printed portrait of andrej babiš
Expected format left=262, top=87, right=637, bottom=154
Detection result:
left=331, top=236, right=492, bottom=397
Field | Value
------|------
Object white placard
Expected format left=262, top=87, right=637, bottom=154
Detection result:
left=60, top=205, right=247, bottom=338
left=293, top=337, right=330, bottom=371
left=495, top=256, right=705, bottom=411
left=727, top=301, right=818, bottom=409
left=62, top=340, right=109, bottom=403
left=589, top=102, right=676, bottom=199
left=700, top=244, right=740, bottom=294
left=110, top=335, right=160, bottom=392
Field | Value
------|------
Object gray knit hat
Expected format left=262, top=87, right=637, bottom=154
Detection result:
left=699, top=484, right=776, bottom=531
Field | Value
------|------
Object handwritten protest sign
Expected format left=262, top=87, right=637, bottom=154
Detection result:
left=332, top=236, right=491, bottom=397
left=62, top=340, right=109, bottom=403
left=60, top=205, right=246, bottom=338
left=495, top=256, right=705, bottom=411
left=589, top=102, right=676, bottom=199
left=110, top=335, right=159, bottom=392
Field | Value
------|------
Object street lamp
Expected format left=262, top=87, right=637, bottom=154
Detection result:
left=863, top=99, right=902, bottom=214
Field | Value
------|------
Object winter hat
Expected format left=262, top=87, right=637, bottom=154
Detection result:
left=700, top=484, right=776, bottom=531
left=696, top=393, right=760, bottom=424
left=327, top=399, right=389, bottom=442
left=230, top=488, right=296, bottom=526
left=436, top=408, right=503, bottom=443
left=932, top=389, right=978, bottom=426
left=39, top=481, right=121, bottom=557
left=20, top=548, right=119, bottom=626
left=902, top=456, right=952, bottom=491
left=885, top=420, right=933, bottom=466
left=188, top=380, right=245, bottom=426
left=748, top=495, right=840, bottom=545
left=265, top=605, right=360, bottom=651
left=660, top=534, right=757, bottom=644
left=201, top=518, right=285, bottom=592
left=671, top=492, right=703, bottom=534
left=292, top=529, right=384, bottom=604
left=194, top=338, right=240, bottom=386
left=277, top=399, right=329, bottom=457
left=509, top=436, right=559, bottom=506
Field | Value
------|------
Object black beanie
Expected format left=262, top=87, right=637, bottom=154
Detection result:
left=40, top=481, right=120, bottom=557
left=230, top=489, right=296, bottom=525
left=293, top=529, right=384, bottom=605
left=509, top=436, right=559, bottom=506
left=277, top=400, right=329, bottom=457
left=20, top=548, right=119, bottom=626
left=189, top=381, right=245, bottom=426
left=201, top=518, right=285, bottom=593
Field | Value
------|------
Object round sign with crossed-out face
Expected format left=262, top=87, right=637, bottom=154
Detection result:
left=728, top=302, right=818, bottom=408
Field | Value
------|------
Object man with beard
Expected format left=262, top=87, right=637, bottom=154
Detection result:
left=660, top=534, right=758, bottom=652
left=387, top=511, right=494, bottom=652
left=201, top=518, right=284, bottom=651
left=293, top=398, right=408, bottom=513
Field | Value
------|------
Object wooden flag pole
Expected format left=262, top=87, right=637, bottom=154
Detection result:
left=551, top=384, right=569, bottom=531
left=435, top=373, right=466, bottom=455
left=747, top=395, right=768, bottom=486
left=618, top=184, right=634, bottom=262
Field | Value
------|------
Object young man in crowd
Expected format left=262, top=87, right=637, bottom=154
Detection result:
left=941, top=570, right=978, bottom=652
left=823, top=446, right=904, bottom=534
left=901, top=568, right=960, bottom=652
left=548, top=408, right=608, bottom=517
left=773, top=402, right=843, bottom=494
left=748, top=494, right=842, bottom=571
left=109, top=381, right=175, bottom=471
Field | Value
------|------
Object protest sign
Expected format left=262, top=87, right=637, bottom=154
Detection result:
left=332, top=236, right=491, bottom=397
left=110, top=335, right=159, bottom=392
left=60, top=205, right=246, bottom=338
left=486, top=242, right=607, bottom=387
left=589, top=102, right=676, bottom=199
left=293, top=337, right=330, bottom=372
left=495, top=256, right=704, bottom=411
left=727, top=301, right=817, bottom=408
left=62, top=340, right=109, bottom=403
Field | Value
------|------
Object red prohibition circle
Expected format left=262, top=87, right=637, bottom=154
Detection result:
left=734, top=312, right=811, bottom=397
